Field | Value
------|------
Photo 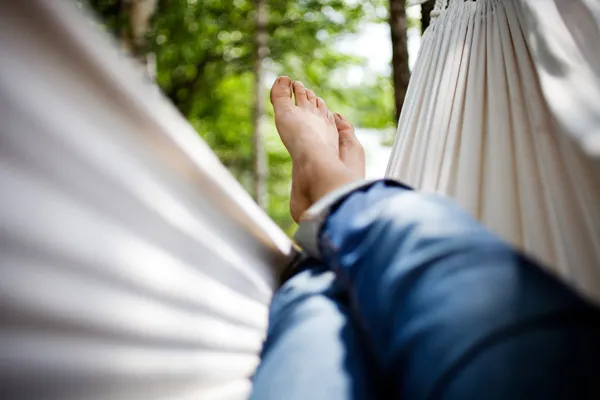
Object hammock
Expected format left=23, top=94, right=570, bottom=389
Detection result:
left=1, top=0, right=599, bottom=399
left=0, top=1, right=292, bottom=398
left=388, top=0, right=600, bottom=302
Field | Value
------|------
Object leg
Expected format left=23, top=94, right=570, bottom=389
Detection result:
left=253, top=79, right=374, bottom=399
left=322, top=183, right=600, bottom=399
left=268, top=74, right=600, bottom=399
left=250, top=260, right=378, bottom=400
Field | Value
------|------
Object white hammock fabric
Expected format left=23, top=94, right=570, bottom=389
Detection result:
left=0, top=0, right=292, bottom=398
left=388, top=0, right=600, bottom=302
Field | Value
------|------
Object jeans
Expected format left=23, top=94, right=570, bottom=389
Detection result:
left=251, top=182, right=600, bottom=399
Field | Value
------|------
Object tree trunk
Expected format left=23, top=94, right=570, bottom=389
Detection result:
left=389, top=0, right=411, bottom=122
left=251, top=0, right=269, bottom=209
left=128, top=0, right=157, bottom=79
left=421, top=0, right=434, bottom=34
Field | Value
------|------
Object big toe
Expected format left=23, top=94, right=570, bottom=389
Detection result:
left=270, top=76, right=293, bottom=113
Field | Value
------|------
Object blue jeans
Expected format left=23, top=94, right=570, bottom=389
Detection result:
left=251, top=182, right=600, bottom=399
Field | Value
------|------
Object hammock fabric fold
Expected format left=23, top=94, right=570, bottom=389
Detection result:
left=387, top=0, right=600, bottom=302
left=0, top=1, right=292, bottom=398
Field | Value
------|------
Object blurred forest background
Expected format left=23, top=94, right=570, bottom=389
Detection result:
left=80, top=0, right=433, bottom=235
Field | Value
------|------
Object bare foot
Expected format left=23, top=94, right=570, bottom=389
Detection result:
left=270, top=76, right=364, bottom=222
left=270, top=76, right=339, bottom=163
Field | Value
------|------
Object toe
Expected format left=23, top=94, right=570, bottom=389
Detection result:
left=334, top=112, right=355, bottom=139
left=293, top=81, right=309, bottom=107
left=270, top=76, right=293, bottom=112
left=306, top=89, right=317, bottom=108
left=334, top=113, right=365, bottom=178
left=316, top=97, right=328, bottom=117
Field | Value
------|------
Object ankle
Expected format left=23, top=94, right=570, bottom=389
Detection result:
left=298, top=158, right=356, bottom=204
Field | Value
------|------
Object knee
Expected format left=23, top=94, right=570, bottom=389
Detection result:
left=268, top=260, right=345, bottom=331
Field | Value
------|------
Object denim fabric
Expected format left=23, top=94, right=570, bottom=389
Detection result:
left=250, top=261, right=379, bottom=400
left=253, top=182, right=600, bottom=399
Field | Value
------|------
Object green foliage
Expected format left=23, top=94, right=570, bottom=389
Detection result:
left=83, top=0, right=397, bottom=236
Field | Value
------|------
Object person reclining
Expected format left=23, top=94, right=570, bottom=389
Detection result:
left=250, top=76, right=600, bottom=400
